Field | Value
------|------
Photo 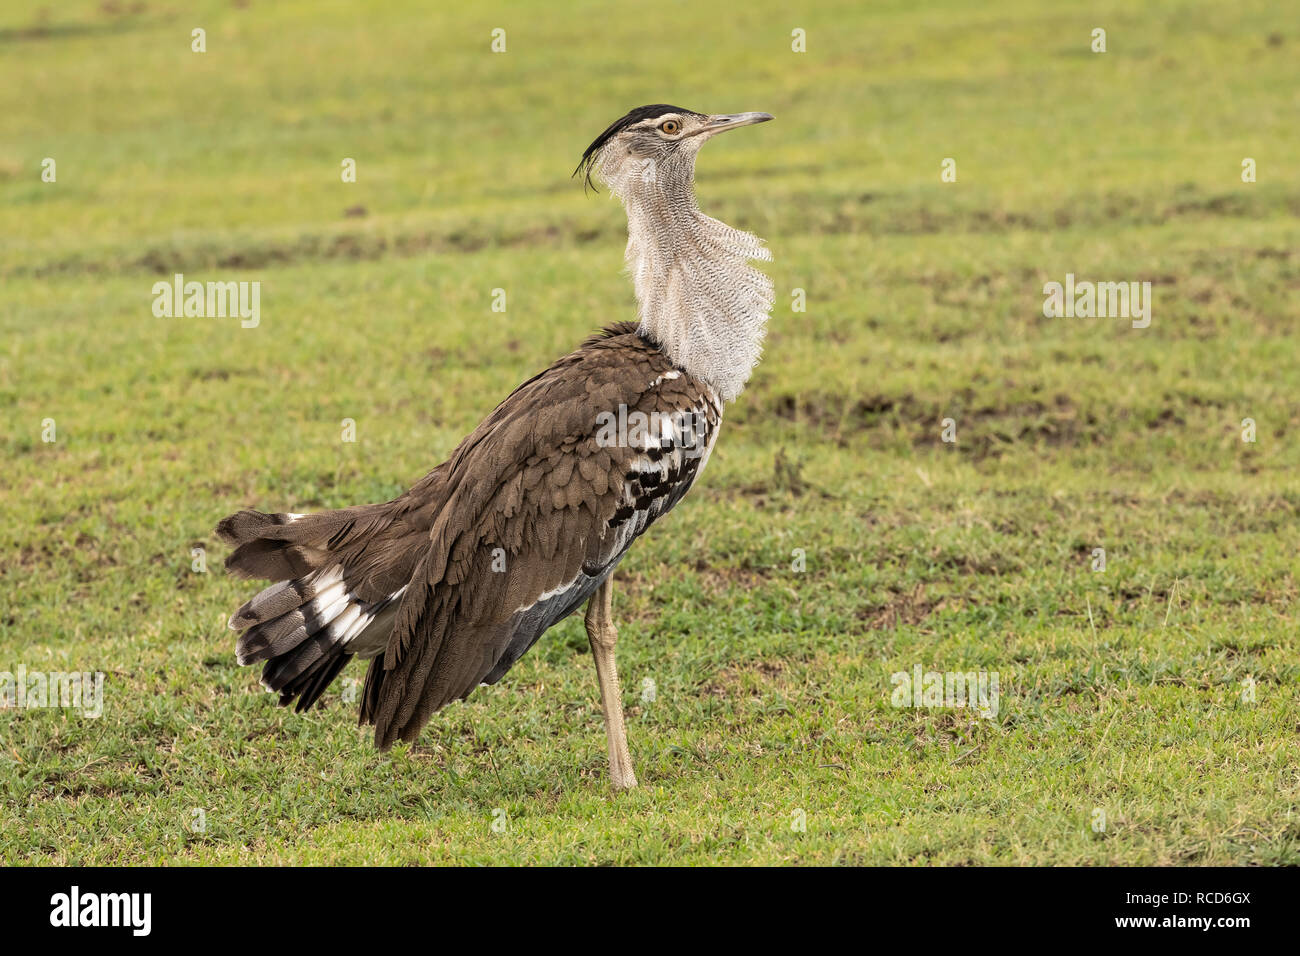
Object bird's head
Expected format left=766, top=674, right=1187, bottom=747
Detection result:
left=574, top=104, right=773, bottom=199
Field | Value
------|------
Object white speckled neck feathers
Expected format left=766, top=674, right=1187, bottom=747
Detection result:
left=605, top=159, right=773, bottom=402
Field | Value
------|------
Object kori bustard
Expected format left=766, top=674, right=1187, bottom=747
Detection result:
left=217, top=105, right=774, bottom=790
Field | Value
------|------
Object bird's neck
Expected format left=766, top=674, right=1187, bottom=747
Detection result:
left=619, top=180, right=773, bottom=403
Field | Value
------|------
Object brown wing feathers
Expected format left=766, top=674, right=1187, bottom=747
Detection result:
left=365, top=328, right=713, bottom=748
left=219, top=323, right=717, bottom=747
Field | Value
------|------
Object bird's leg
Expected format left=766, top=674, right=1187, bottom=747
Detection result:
left=585, top=576, right=638, bottom=791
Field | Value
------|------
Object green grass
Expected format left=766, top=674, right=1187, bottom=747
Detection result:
left=2, top=0, right=1298, bottom=865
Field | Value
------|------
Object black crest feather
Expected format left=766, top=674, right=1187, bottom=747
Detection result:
left=573, top=104, right=701, bottom=192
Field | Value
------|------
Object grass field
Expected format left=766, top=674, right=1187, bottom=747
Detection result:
left=2, top=0, right=1298, bottom=865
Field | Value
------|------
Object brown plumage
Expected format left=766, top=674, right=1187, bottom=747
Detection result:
left=219, top=104, right=774, bottom=788
left=218, top=323, right=720, bottom=746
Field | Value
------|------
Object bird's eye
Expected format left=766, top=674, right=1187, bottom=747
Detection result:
left=659, top=120, right=680, bottom=135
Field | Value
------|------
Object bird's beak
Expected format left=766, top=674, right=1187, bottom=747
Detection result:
left=694, top=112, right=775, bottom=138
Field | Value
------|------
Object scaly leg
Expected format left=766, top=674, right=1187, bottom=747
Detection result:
left=585, top=576, right=638, bottom=791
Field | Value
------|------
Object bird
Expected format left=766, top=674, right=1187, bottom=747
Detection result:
left=216, top=105, right=775, bottom=790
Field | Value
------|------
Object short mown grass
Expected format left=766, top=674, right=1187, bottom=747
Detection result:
left=1, top=0, right=1297, bottom=864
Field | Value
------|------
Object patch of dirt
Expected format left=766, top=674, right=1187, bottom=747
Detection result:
left=854, top=582, right=950, bottom=631
left=689, top=565, right=775, bottom=595
left=699, top=659, right=788, bottom=698
left=16, top=188, right=1299, bottom=281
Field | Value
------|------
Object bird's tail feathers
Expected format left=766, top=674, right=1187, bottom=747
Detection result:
left=217, top=508, right=370, bottom=581
left=217, top=505, right=402, bottom=713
